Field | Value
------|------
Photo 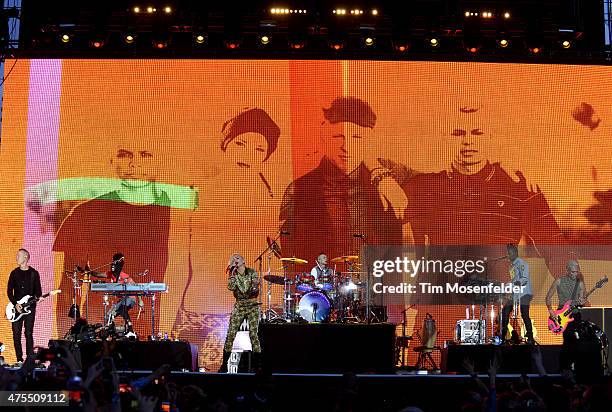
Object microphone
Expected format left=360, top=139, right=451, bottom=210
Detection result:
left=279, top=231, right=290, bottom=235
left=353, top=233, right=366, bottom=239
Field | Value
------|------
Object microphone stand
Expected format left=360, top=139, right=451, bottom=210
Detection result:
left=255, top=233, right=282, bottom=321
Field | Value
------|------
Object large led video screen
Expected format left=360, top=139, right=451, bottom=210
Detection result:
left=1, top=59, right=611, bottom=368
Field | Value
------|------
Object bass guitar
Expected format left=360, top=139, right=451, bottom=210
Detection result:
left=548, top=276, right=607, bottom=334
left=5, top=290, right=61, bottom=322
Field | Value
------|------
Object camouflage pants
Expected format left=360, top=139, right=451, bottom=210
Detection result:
left=223, top=302, right=261, bottom=352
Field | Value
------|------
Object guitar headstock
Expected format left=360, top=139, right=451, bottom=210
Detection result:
left=50, top=289, right=62, bottom=295
left=595, top=276, right=608, bottom=289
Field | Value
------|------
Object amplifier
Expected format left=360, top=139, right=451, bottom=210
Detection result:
left=455, top=319, right=486, bottom=344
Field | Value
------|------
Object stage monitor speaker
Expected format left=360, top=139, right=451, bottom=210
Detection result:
left=260, top=323, right=395, bottom=373
left=579, top=307, right=610, bottom=372
left=579, top=307, right=604, bottom=329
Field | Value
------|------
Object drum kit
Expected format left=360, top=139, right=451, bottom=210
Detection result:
left=262, top=255, right=366, bottom=323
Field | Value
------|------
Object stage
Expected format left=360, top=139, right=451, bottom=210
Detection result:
left=49, top=322, right=610, bottom=378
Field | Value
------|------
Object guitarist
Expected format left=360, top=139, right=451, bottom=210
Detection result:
left=545, top=259, right=585, bottom=369
left=501, top=244, right=535, bottom=344
left=6, top=249, right=43, bottom=365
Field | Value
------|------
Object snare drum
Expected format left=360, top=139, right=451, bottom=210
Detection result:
left=295, top=273, right=315, bottom=292
left=318, top=275, right=334, bottom=291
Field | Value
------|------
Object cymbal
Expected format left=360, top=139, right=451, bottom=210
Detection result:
left=330, top=255, right=360, bottom=263
left=264, top=275, right=286, bottom=285
left=280, top=257, right=308, bottom=264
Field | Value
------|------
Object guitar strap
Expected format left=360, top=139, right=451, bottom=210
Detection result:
left=569, top=277, right=579, bottom=303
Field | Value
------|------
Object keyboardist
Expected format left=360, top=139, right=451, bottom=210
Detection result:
left=107, top=253, right=144, bottom=335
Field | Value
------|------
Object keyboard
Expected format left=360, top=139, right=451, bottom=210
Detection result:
left=90, top=283, right=168, bottom=293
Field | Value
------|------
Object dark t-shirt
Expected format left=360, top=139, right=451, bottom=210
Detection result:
left=7, top=267, right=42, bottom=306
left=280, top=157, right=403, bottom=265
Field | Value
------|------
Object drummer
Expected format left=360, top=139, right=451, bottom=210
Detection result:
left=310, top=254, right=334, bottom=289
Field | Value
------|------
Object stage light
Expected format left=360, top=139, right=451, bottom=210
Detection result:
left=393, top=42, right=409, bottom=53
left=124, top=34, right=135, bottom=44
left=224, top=39, right=241, bottom=49
left=561, top=40, right=571, bottom=49
left=529, top=46, right=541, bottom=54
left=147, top=6, right=154, bottom=13
left=133, top=6, right=140, bottom=13
left=504, top=12, right=511, bottom=19
left=372, top=9, right=378, bottom=16
left=194, top=34, right=206, bottom=44
left=468, top=46, right=478, bottom=53
left=60, top=33, right=71, bottom=43
left=364, top=37, right=375, bottom=47
left=90, top=39, right=104, bottom=48
left=153, top=39, right=167, bottom=49
left=288, top=39, right=305, bottom=49
left=429, top=38, right=439, bottom=48
left=329, top=39, right=344, bottom=50
left=498, top=38, right=509, bottom=48
left=164, top=6, right=172, bottom=14
left=260, top=35, right=271, bottom=45
left=333, top=9, right=346, bottom=15
left=465, top=11, right=470, bottom=17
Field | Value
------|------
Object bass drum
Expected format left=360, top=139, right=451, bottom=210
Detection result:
left=298, top=291, right=331, bottom=322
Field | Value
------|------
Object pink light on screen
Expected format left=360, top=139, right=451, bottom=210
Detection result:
left=23, top=59, right=62, bottom=348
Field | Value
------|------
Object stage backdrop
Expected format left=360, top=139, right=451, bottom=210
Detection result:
left=1, top=59, right=611, bottom=369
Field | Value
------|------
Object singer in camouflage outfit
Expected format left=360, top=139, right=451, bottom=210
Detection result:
left=220, top=253, right=260, bottom=371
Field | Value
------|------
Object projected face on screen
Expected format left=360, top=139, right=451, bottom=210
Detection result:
left=448, top=107, right=489, bottom=174
left=223, top=132, right=268, bottom=169
left=323, top=121, right=374, bottom=175
left=111, top=143, right=156, bottom=187
left=220, top=107, right=280, bottom=172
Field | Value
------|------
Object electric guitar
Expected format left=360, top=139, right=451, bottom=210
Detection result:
left=5, top=290, right=61, bottom=322
left=548, top=276, right=608, bottom=334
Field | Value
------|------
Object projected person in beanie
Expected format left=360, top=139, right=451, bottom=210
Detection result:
left=220, top=107, right=281, bottom=198
left=172, top=107, right=282, bottom=371
left=280, top=96, right=413, bottom=265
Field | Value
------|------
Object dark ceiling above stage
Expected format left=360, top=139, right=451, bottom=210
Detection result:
left=9, top=0, right=610, bottom=62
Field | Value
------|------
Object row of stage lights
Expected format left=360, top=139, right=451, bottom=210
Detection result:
left=132, top=5, right=173, bottom=14
left=58, top=31, right=575, bottom=53
left=270, top=8, right=379, bottom=16
left=55, top=6, right=574, bottom=54
left=465, top=11, right=511, bottom=19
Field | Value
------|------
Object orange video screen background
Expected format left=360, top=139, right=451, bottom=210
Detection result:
left=1, top=59, right=611, bottom=369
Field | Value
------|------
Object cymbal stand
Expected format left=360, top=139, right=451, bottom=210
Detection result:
left=264, top=270, right=280, bottom=322
left=68, top=267, right=81, bottom=321
left=255, top=233, right=282, bottom=320
left=282, top=262, right=295, bottom=321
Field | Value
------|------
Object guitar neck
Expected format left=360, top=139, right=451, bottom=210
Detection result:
left=584, top=286, right=597, bottom=301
